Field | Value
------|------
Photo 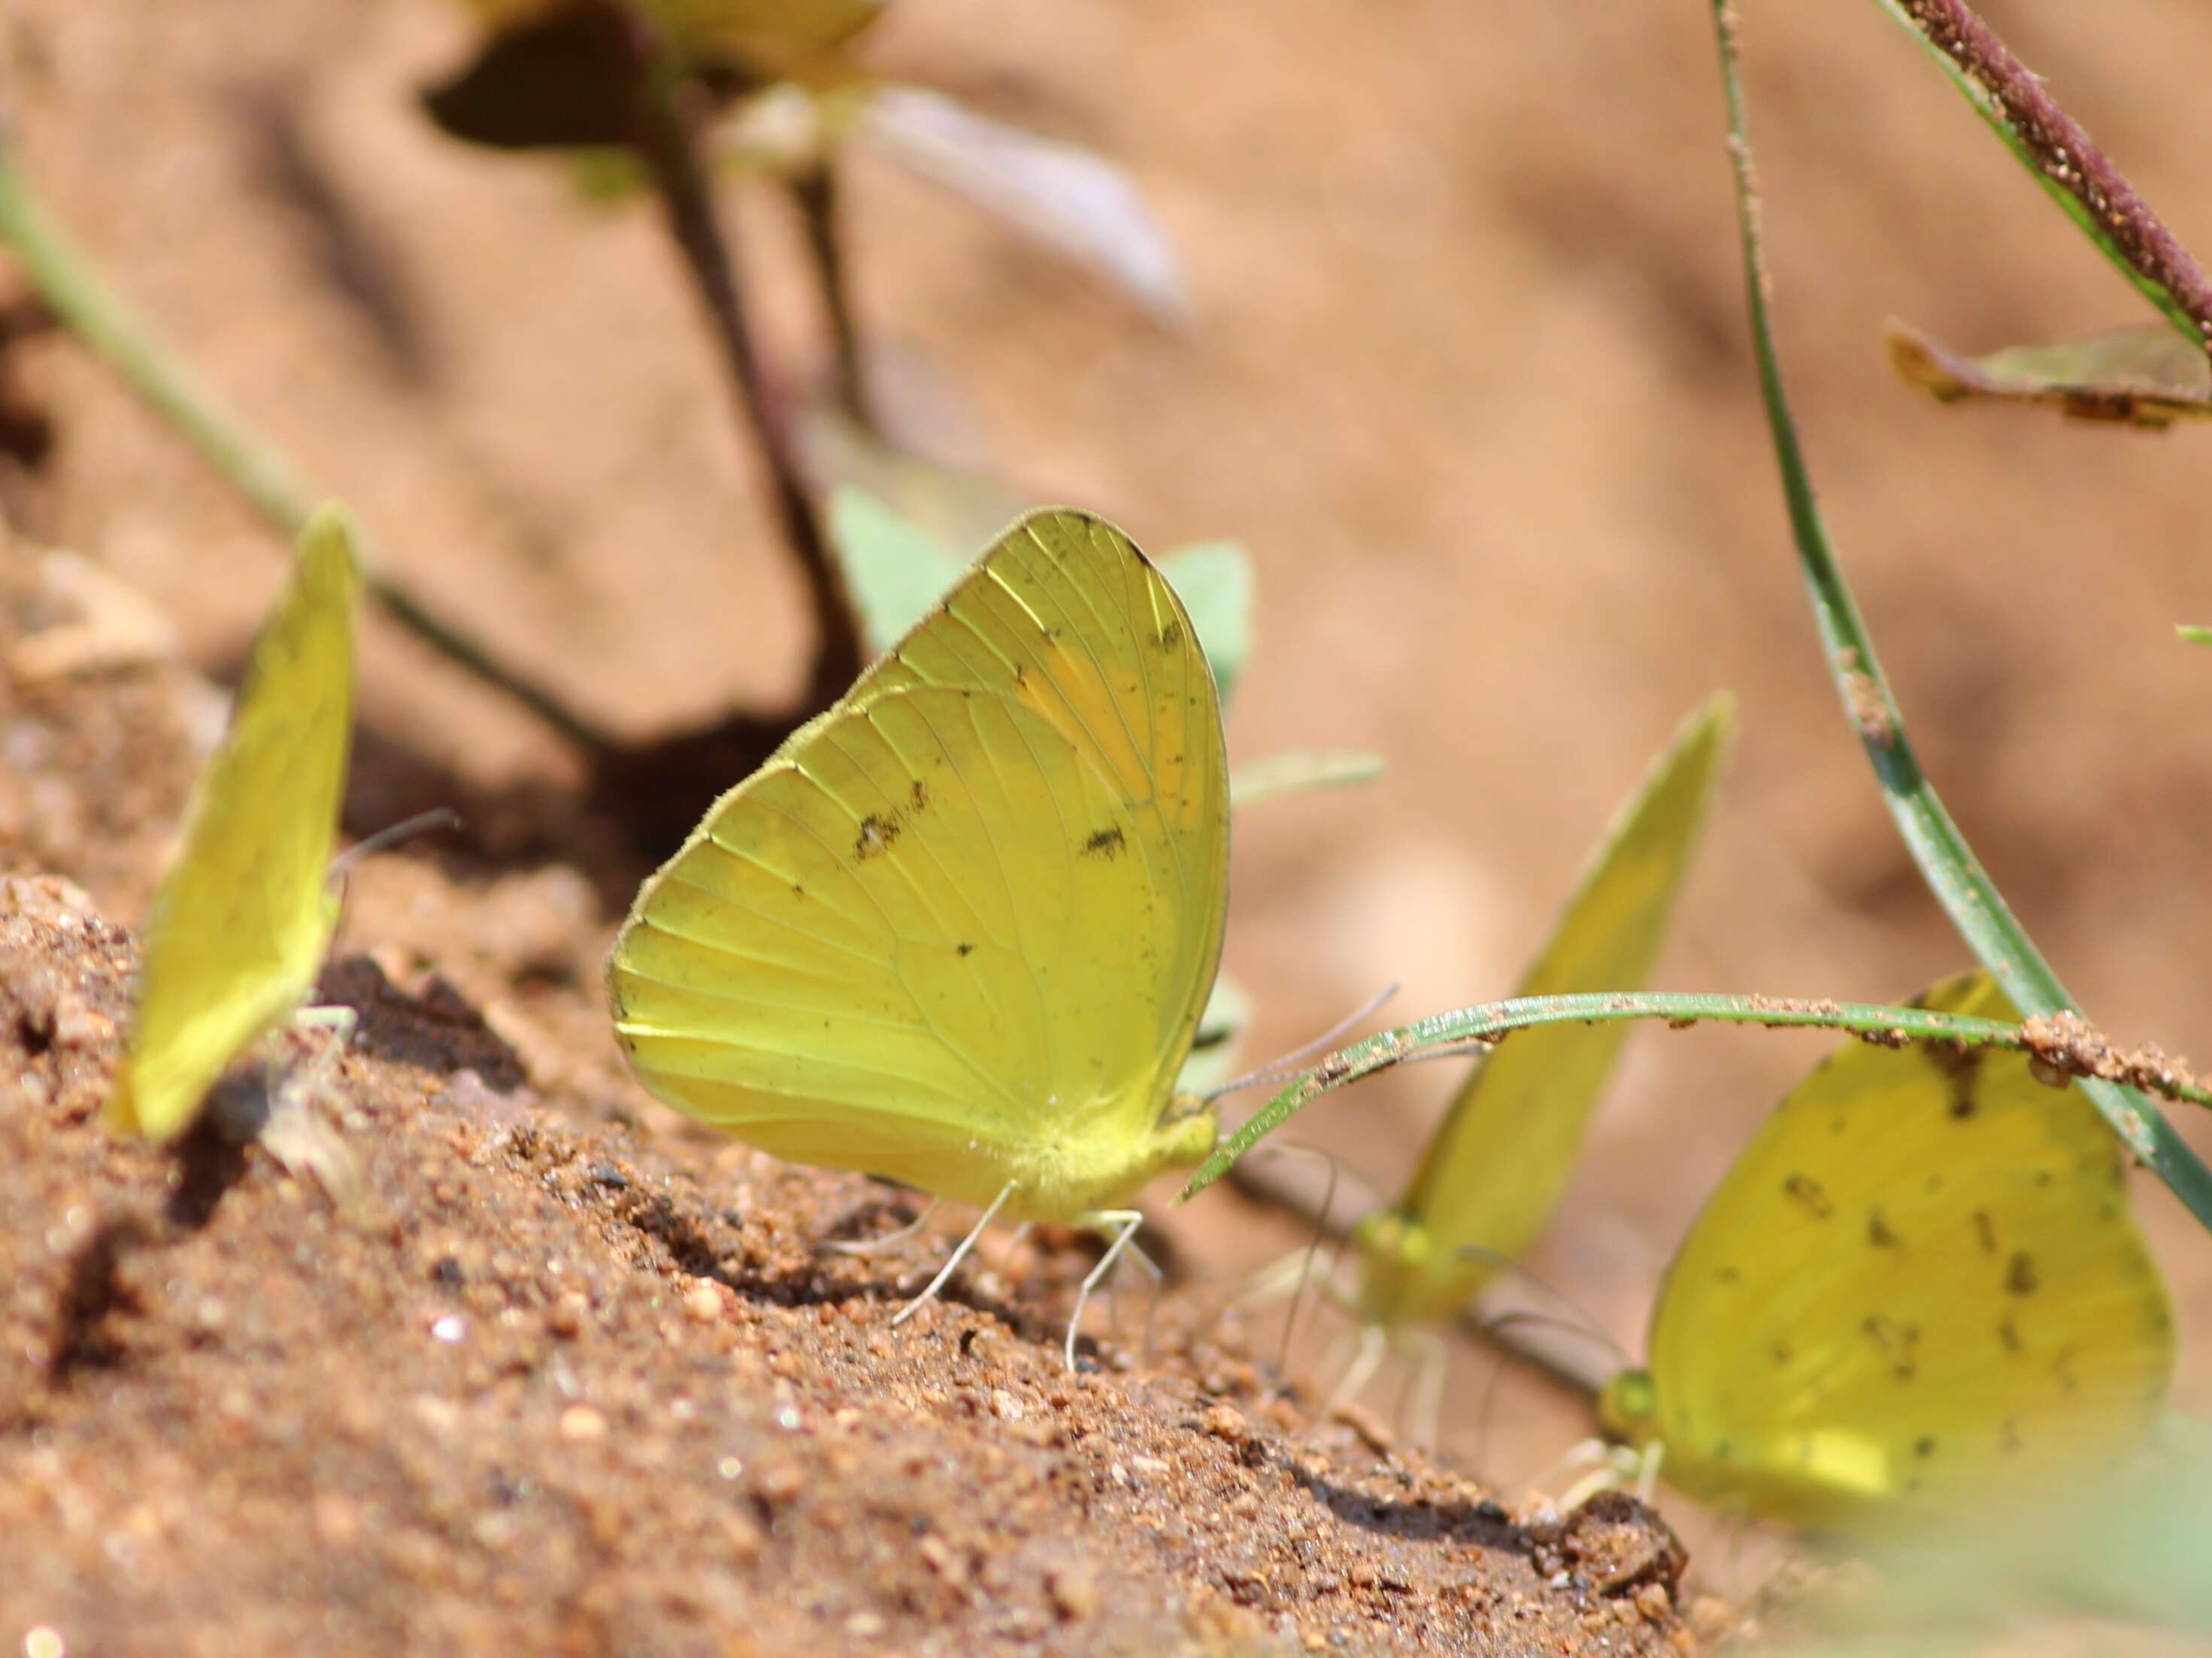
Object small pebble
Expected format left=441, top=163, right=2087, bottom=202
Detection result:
left=755, top=1459, right=806, bottom=1505
left=559, top=1405, right=607, bottom=1442
left=1046, top=1561, right=1101, bottom=1621
left=1201, top=1402, right=1250, bottom=1444
left=545, top=1293, right=587, bottom=1338
left=844, top=1612, right=886, bottom=1638
left=683, top=1281, right=724, bottom=1323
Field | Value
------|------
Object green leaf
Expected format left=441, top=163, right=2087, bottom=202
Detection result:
left=1228, top=751, right=1385, bottom=811
left=2178, top=626, right=2212, bottom=648
left=1709, top=1, right=2212, bottom=1229
left=1156, top=541, right=1253, bottom=706
left=1350, top=694, right=1733, bottom=1329
left=854, top=86, right=1192, bottom=328
left=1886, top=317, right=2212, bottom=427
left=823, top=485, right=965, bottom=656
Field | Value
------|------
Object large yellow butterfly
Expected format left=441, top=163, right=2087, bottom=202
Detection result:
left=608, top=509, right=1230, bottom=1341
left=108, top=508, right=360, bottom=1141
left=1596, top=972, right=2174, bottom=1532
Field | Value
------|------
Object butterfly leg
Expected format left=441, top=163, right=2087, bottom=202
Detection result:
left=1323, top=1323, right=1389, bottom=1415
left=823, top=1196, right=942, bottom=1256
left=1398, top=1326, right=1450, bottom=1452
left=1551, top=1438, right=1650, bottom=1512
left=1065, top=1210, right=1147, bottom=1371
left=890, top=1183, right=1014, bottom=1326
left=291, top=1003, right=359, bottom=1038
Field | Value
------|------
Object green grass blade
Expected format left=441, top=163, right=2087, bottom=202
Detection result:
left=1179, top=988, right=2212, bottom=1199
left=1709, top=0, right=2212, bottom=1229
left=1866, top=0, right=2205, bottom=354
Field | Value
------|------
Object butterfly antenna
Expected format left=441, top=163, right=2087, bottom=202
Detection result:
left=1458, top=1244, right=1633, bottom=1372
left=328, top=807, right=465, bottom=879
left=1206, top=981, right=1401, bottom=1102
left=326, top=808, right=465, bottom=952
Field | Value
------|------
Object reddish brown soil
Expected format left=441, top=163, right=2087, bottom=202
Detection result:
left=0, top=639, right=1692, bottom=1654
left=3, top=0, right=2211, bottom=1648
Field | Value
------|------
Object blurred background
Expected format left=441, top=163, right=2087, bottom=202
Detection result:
left=5, top=0, right=2210, bottom=1499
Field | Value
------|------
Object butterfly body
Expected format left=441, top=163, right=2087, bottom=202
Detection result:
left=608, top=510, right=1229, bottom=1226
left=108, top=510, right=359, bottom=1141
left=1599, top=974, right=2174, bottom=1532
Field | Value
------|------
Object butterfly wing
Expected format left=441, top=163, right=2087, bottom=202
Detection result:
left=608, top=509, right=1230, bottom=1221
left=1638, top=974, right=2174, bottom=1529
left=1353, top=695, right=1732, bottom=1327
left=110, top=509, right=359, bottom=1140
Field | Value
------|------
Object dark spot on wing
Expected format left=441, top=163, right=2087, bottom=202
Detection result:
left=1999, top=1418, right=2022, bottom=1453
left=1997, top=1317, right=2021, bottom=1354
left=1867, top=1208, right=1900, bottom=1248
left=1783, top=1174, right=1833, bottom=1218
left=956, top=942, right=975, bottom=958
left=1082, top=826, right=1127, bottom=859
left=910, top=779, right=930, bottom=812
left=855, top=813, right=901, bottom=860
left=1923, top=1041, right=1983, bottom=1117
left=1914, top=1435, right=1936, bottom=1459
left=2005, top=1251, right=2038, bottom=1296
left=1714, top=1265, right=1741, bottom=1286
left=1973, top=1211, right=1998, bottom=1255
left=1863, top=1314, right=1920, bottom=1380
left=1770, top=1338, right=1792, bottom=1366
left=1157, top=617, right=1186, bottom=650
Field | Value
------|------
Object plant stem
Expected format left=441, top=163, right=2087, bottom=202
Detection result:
left=1707, top=0, right=2212, bottom=1231
left=0, top=129, right=613, bottom=752
left=1886, top=0, right=2212, bottom=353
left=791, top=159, right=871, bottom=430
left=1184, top=987, right=2212, bottom=1198
left=598, top=2, right=862, bottom=703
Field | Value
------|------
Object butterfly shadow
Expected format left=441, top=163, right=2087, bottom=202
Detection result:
left=314, top=954, right=528, bottom=1090
left=1289, top=1460, right=1535, bottom=1556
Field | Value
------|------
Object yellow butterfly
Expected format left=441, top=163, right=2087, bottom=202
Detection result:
left=108, top=509, right=360, bottom=1142
left=1242, top=696, right=1726, bottom=1427
left=608, top=508, right=1229, bottom=1351
left=1596, top=972, right=2174, bottom=1532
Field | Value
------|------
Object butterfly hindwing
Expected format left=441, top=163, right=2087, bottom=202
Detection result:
left=609, top=510, right=1230, bottom=1221
left=1632, top=973, right=2173, bottom=1528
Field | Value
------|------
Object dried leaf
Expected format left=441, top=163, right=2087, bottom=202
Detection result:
left=1886, top=317, right=2212, bottom=428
